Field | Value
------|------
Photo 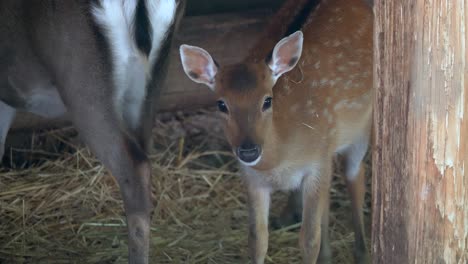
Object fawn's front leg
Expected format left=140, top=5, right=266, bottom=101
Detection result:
left=300, top=165, right=332, bottom=264
left=247, top=185, right=271, bottom=264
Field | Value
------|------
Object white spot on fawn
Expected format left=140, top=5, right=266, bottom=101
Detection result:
left=337, top=65, right=347, bottom=72
left=349, top=101, right=363, bottom=109
left=290, top=103, right=300, bottom=113
left=344, top=80, right=353, bottom=90
left=308, top=109, right=318, bottom=117
left=334, top=99, right=348, bottom=111
left=314, top=61, right=321, bottom=69
left=323, top=108, right=333, bottom=124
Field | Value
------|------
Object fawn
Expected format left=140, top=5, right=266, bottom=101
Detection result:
left=179, top=0, right=372, bottom=263
left=0, top=1, right=185, bottom=263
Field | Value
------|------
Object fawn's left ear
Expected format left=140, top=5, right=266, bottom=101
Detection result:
left=268, top=31, right=303, bottom=82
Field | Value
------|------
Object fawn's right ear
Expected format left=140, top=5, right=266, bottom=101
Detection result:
left=179, top=44, right=218, bottom=90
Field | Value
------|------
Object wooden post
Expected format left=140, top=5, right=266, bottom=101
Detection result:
left=373, top=0, right=467, bottom=263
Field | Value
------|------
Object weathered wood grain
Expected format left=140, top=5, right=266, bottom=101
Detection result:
left=372, top=0, right=467, bottom=263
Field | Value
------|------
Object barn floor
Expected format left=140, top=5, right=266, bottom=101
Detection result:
left=0, top=109, right=371, bottom=264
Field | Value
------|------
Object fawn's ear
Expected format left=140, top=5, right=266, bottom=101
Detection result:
left=179, top=44, right=218, bottom=90
left=268, top=31, right=303, bottom=81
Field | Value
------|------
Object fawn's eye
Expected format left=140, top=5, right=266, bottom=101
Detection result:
left=217, top=100, right=228, bottom=113
left=262, top=97, right=273, bottom=111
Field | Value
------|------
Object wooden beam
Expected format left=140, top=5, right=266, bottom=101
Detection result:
left=10, top=9, right=271, bottom=130
left=372, top=0, right=467, bottom=263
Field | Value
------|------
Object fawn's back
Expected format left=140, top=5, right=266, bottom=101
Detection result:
left=272, top=0, right=373, bottom=167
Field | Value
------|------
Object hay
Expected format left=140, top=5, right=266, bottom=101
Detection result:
left=0, top=109, right=371, bottom=264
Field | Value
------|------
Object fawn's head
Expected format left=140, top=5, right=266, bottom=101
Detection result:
left=180, top=31, right=303, bottom=167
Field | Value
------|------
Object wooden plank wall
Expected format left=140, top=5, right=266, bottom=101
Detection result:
left=372, top=0, right=467, bottom=262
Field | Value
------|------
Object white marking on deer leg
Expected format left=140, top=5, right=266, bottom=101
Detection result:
left=121, top=56, right=147, bottom=129
left=146, top=0, right=177, bottom=66
left=92, top=0, right=147, bottom=130
left=92, top=0, right=177, bottom=131
left=92, top=1, right=138, bottom=79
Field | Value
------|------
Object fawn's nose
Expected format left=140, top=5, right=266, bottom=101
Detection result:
left=236, top=142, right=262, bottom=164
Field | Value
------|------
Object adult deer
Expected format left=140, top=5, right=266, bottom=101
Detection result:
left=179, top=0, right=372, bottom=263
left=0, top=0, right=185, bottom=263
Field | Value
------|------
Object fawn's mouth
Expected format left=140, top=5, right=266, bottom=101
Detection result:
left=235, top=145, right=262, bottom=167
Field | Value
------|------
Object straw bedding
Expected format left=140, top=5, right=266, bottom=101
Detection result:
left=0, top=109, right=371, bottom=263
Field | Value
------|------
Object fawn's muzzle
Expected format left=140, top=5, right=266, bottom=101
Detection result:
left=236, top=142, right=262, bottom=164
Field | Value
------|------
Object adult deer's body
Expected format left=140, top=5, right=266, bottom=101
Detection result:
left=0, top=1, right=185, bottom=263
left=180, top=0, right=372, bottom=263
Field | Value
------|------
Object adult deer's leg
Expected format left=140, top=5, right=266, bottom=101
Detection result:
left=57, top=80, right=152, bottom=263
left=300, top=163, right=332, bottom=264
left=70, top=105, right=152, bottom=263
left=247, top=185, right=271, bottom=264
left=0, top=100, right=15, bottom=161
